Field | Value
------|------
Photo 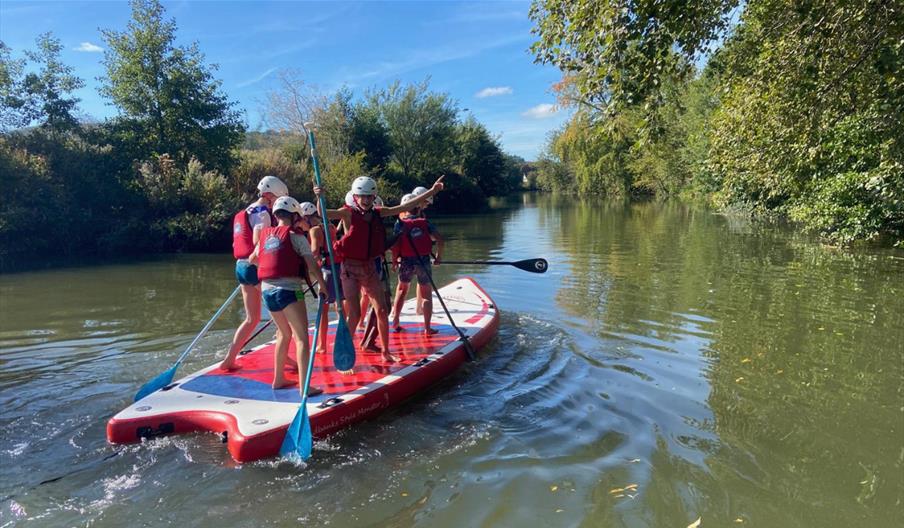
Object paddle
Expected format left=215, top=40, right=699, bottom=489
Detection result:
left=362, top=258, right=393, bottom=350
left=134, top=286, right=241, bottom=401
left=304, top=123, right=356, bottom=372
left=407, top=233, right=476, bottom=361
left=439, top=258, right=549, bottom=274
left=279, top=301, right=324, bottom=460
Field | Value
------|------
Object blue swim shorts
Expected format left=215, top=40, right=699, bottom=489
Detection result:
left=235, top=260, right=259, bottom=286
left=262, top=288, right=299, bottom=312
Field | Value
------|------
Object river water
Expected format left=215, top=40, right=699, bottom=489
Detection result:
left=1, top=194, right=902, bottom=527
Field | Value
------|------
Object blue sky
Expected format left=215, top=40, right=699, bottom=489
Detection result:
left=0, top=0, right=571, bottom=160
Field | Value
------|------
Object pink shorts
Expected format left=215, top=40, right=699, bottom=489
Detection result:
left=340, top=259, right=384, bottom=307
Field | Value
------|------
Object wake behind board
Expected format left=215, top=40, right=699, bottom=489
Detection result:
left=107, top=278, right=498, bottom=463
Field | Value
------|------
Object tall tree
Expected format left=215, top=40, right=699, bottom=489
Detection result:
left=0, top=34, right=84, bottom=133
left=99, top=0, right=244, bottom=171
left=369, top=79, right=457, bottom=179
left=455, top=117, right=509, bottom=196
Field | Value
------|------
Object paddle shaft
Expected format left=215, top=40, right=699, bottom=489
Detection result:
left=306, top=129, right=344, bottom=320
left=438, top=258, right=548, bottom=274
left=175, top=286, right=241, bottom=366
left=407, top=232, right=476, bottom=360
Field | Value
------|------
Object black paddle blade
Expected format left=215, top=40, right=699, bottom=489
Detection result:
left=513, top=258, right=548, bottom=274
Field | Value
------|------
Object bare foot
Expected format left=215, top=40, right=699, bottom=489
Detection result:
left=338, top=368, right=355, bottom=375
left=305, top=386, right=324, bottom=397
left=393, top=323, right=403, bottom=333
left=364, top=342, right=382, bottom=353
left=315, top=347, right=327, bottom=355
left=423, top=327, right=439, bottom=336
left=381, top=352, right=400, bottom=363
left=272, top=378, right=295, bottom=389
left=219, top=361, right=241, bottom=371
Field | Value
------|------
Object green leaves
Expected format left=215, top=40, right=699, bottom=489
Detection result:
left=530, top=0, right=738, bottom=117
left=99, top=0, right=244, bottom=173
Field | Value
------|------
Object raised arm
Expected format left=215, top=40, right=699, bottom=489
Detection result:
left=380, top=176, right=445, bottom=217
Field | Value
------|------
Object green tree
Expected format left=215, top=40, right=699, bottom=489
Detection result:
left=368, top=79, right=457, bottom=179
left=529, top=0, right=737, bottom=117
left=0, top=34, right=84, bottom=133
left=99, top=0, right=244, bottom=172
left=455, top=117, right=509, bottom=196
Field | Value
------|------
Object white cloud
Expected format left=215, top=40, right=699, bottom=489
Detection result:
left=475, top=86, right=513, bottom=98
left=521, top=103, right=558, bottom=119
left=74, top=42, right=103, bottom=53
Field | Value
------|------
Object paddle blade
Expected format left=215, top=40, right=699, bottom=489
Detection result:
left=134, top=364, right=177, bottom=402
left=332, top=316, right=356, bottom=371
left=513, top=258, right=548, bottom=274
left=279, top=403, right=312, bottom=460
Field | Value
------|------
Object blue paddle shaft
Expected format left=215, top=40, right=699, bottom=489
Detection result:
left=279, top=301, right=324, bottom=459
left=134, top=286, right=241, bottom=401
left=307, top=129, right=356, bottom=371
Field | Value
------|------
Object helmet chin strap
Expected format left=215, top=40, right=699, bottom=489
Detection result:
left=352, top=195, right=373, bottom=213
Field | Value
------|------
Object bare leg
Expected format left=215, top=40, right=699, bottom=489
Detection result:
left=270, top=310, right=294, bottom=389
left=390, top=281, right=410, bottom=331
left=415, top=286, right=423, bottom=315
left=344, top=287, right=362, bottom=341
left=358, top=289, right=368, bottom=330
left=282, top=301, right=321, bottom=396
left=316, top=299, right=329, bottom=355
left=369, top=292, right=398, bottom=362
left=418, top=282, right=437, bottom=335
left=220, top=284, right=261, bottom=370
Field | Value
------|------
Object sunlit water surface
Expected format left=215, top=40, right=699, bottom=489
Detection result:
left=1, top=195, right=902, bottom=527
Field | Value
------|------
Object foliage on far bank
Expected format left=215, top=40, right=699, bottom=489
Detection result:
left=529, top=0, right=904, bottom=246
left=0, top=0, right=526, bottom=271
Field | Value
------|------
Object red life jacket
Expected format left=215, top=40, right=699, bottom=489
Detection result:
left=313, top=225, right=341, bottom=267
left=232, top=205, right=275, bottom=259
left=257, top=226, right=303, bottom=281
left=232, top=210, right=255, bottom=259
left=397, top=217, right=433, bottom=258
left=334, top=205, right=386, bottom=261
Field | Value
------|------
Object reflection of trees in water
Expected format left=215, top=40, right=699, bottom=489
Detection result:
left=436, top=197, right=525, bottom=262
left=542, top=195, right=904, bottom=524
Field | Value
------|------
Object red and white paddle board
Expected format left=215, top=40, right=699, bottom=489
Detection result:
left=107, top=278, right=498, bottom=462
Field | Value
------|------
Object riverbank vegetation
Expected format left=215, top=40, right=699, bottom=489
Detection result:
left=0, top=0, right=524, bottom=271
left=529, top=0, right=903, bottom=246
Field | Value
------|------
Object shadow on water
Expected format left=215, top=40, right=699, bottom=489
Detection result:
left=1, top=194, right=902, bottom=527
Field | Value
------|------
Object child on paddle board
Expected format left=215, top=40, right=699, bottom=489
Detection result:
left=409, top=186, right=434, bottom=315
left=390, top=193, right=444, bottom=334
left=221, top=175, right=288, bottom=371
left=307, top=205, right=343, bottom=356
left=314, top=176, right=444, bottom=363
left=248, top=196, right=329, bottom=393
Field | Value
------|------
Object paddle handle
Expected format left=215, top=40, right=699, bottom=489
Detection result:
left=175, top=286, right=241, bottom=366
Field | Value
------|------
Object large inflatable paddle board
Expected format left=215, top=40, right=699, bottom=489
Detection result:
left=107, top=278, right=498, bottom=462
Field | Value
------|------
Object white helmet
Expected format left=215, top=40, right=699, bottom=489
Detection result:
left=273, top=196, right=303, bottom=215
left=400, top=193, right=416, bottom=205
left=257, top=175, right=288, bottom=198
left=350, top=176, right=377, bottom=196
left=345, top=190, right=355, bottom=207
left=299, top=201, right=318, bottom=217
left=412, top=185, right=433, bottom=204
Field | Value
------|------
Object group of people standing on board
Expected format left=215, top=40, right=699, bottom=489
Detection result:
left=222, top=173, right=446, bottom=395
